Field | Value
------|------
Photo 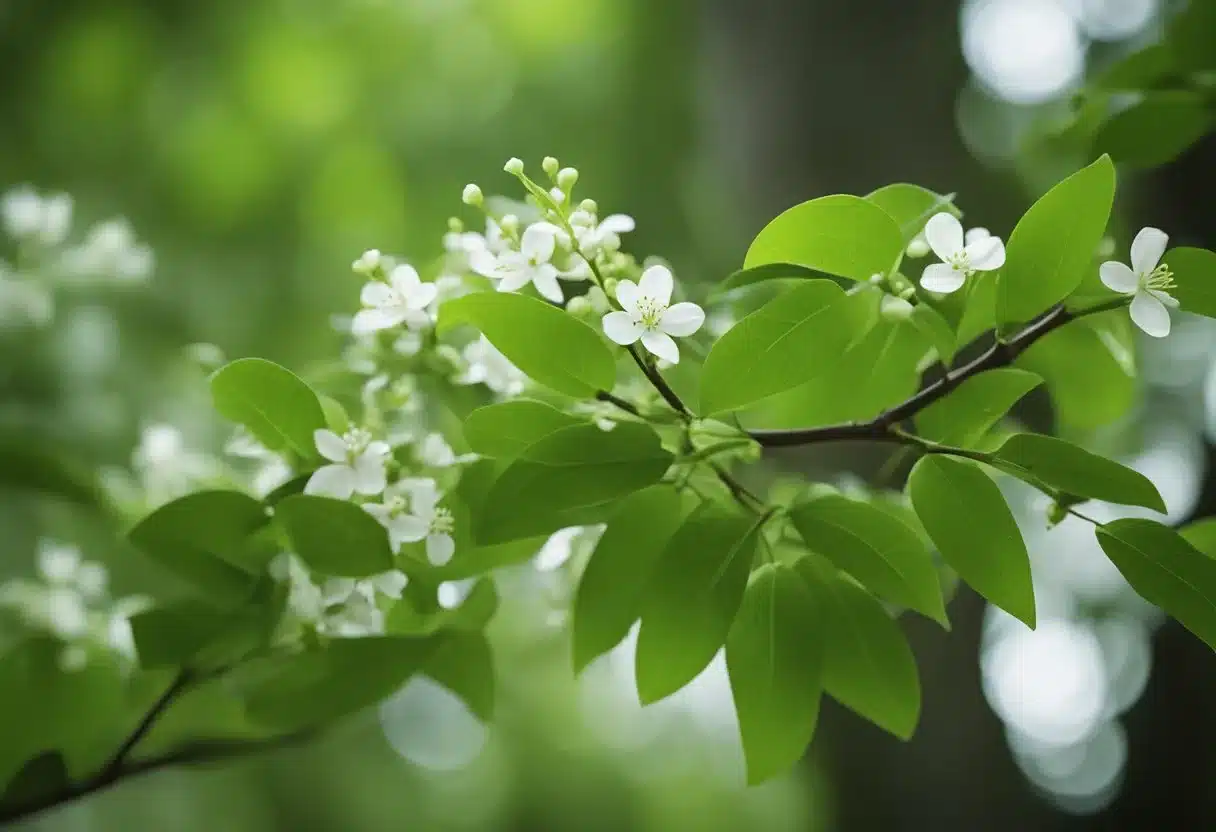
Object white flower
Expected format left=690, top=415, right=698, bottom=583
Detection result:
left=601, top=265, right=705, bottom=365
left=438, top=579, right=477, bottom=610
left=919, top=212, right=1006, bottom=294
left=470, top=224, right=563, bottom=303
left=59, top=218, right=154, bottom=283
left=416, top=433, right=476, bottom=468
left=305, top=428, right=390, bottom=500
left=321, top=571, right=409, bottom=606
left=458, top=335, right=527, bottom=396
left=570, top=210, right=635, bottom=257
left=1099, top=226, right=1178, bottom=339
left=352, top=264, right=438, bottom=335
left=352, top=249, right=385, bottom=276
left=363, top=478, right=456, bottom=565
left=37, top=540, right=107, bottom=601
left=0, top=270, right=53, bottom=328
left=133, top=423, right=217, bottom=502
left=1, top=187, right=73, bottom=246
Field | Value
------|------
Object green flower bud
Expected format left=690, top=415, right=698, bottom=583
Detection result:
left=603, top=277, right=619, bottom=299
left=565, top=295, right=592, bottom=317
left=557, top=167, right=579, bottom=191
left=462, top=184, right=483, bottom=206
left=542, top=156, right=560, bottom=178
left=579, top=199, right=598, bottom=215
left=504, top=157, right=525, bottom=176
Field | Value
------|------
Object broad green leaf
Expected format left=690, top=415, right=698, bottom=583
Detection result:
left=571, top=486, right=687, bottom=673
left=789, top=494, right=947, bottom=626
left=635, top=505, right=761, bottom=704
left=700, top=281, right=870, bottom=414
left=991, top=433, right=1165, bottom=512
left=1017, top=317, right=1135, bottom=429
left=744, top=194, right=905, bottom=281
left=424, top=632, right=495, bottom=721
left=915, top=369, right=1043, bottom=448
left=1, top=752, right=68, bottom=816
left=1180, top=519, right=1216, bottom=557
left=1096, top=519, right=1216, bottom=650
left=475, top=423, right=672, bottom=545
left=0, top=440, right=107, bottom=512
left=235, top=635, right=445, bottom=731
left=1169, top=0, right=1216, bottom=72
left=997, top=155, right=1116, bottom=325
left=128, top=491, right=267, bottom=604
left=955, top=275, right=996, bottom=347
left=210, top=358, right=327, bottom=459
left=909, top=303, right=957, bottom=365
left=1092, top=43, right=1177, bottom=91
left=795, top=555, right=921, bottom=739
left=866, top=184, right=960, bottom=244
left=908, top=456, right=1035, bottom=627
left=388, top=578, right=498, bottom=635
left=714, top=263, right=839, bottom=296
left=463, top=399, right=581, bottom=458
left=1167, top=247, right=1216, bottom=319
left=438, top=291, right=615, bottom=398
left=131, top=582, right=283, bottom=670
left=275, top=494, right=394, bottom=577
left=726, top=564, right=824, bottom=785
left=1096, top=92, right=1212, bottom=169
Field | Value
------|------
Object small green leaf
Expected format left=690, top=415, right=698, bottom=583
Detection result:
left=700, top=281, right=870, bottom=414
left=908, top=456, right=1035, bottom=627
left=210, top=358, right=327, bottom=459
left=424, top=632, right=495, bottom=721
left=1095, top=92, right=1212, bottom=169
left=915, top=369, right=1043, bottom=448
left=715, top=263, right=840, bottom=296
left=1167, top=247, right=1216, bottom=319
left=991, top=433, right=1165, bottom=512
left=1017, top=317, right=1135, bottom=429
left=275, top=494, right=394, bottom=577
left=635, top=505, right=761, bottom=704
left=438, top=291, right=615, bottom=398
left=997, top=155, right=1116, bottom=325
left=131, top=586, right=282, bottom=671
left=463, top=399, right=582, bottom=459
left=726, top=563, right=824, bottom=785
left=1096, top=519, right=1216, bottom=650
left=571, top=486, right=687, bottom=673
left=318, top=395, right=351, bottom=433
left=475, top=423, right=672, bottom=545
left=866, top=184, right=960, bottom=244
left=235, top=635, right=445, bottom=731
left=128, top=491, right=267, bottom=604
left=795, top=555, right=921, bottom=739
left=1092, top=43, right=1177, bottom=91
left=789, top=494, right=947, bottom=626
left=909, top=303, right=957, bottom=365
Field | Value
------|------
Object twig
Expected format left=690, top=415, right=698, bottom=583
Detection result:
left=595, top=389, right=641, bottom=417
left=97, top=670, right=192, bottom=780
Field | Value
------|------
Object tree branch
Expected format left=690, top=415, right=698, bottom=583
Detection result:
left=749, top=299, right=1127, bottom=448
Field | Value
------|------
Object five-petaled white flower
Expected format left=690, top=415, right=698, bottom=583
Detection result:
left=352, top=264, right=438, bottom=335
left=1099, top=226, right=1178, bottom=338
left=363, top=478, right=456, bottom=566
left=305, top=428, right=390, bottom=499
left=601, top=265, right=705, bottom=365
left=919, top=212, right=1006, bottom=294
left=471, top=224, right=563, bottom=303
left=570, top=210, right=635, bottom=257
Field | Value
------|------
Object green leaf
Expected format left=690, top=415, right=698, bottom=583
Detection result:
left=955, top=275, right=996, bottom=347
left=1167, top=247, right=1216, bottom=319
left=866, top=184, right=960, bottom=244
left=1017, top=317, right=1135, bottom=429
left=275, top=494, right=394, bottom=577
left=210, top=358, right=327, bottom=459
left=387, top=578, right=498, bottom=635
left=571, top=486, right=687, bottom=673
left=1092, top=43, right=1178, bottom=91
left=1096, top=92, right=1212, bottom=169
left=789, top=494, right=947, bottom=626
left=131, top=584, right=283, bottom=670
left=1180, top=519, right=1216, bottom=557
left=1096, top=519, right=1216, bottom=650
left=235, top=635, right=445, bottom=731
left=795, top=555, right=921, bottom=739
left=725, top=563, right=824, bottom=785
left=997, top=155, right=1116, bottom=326
left=745, top=194, right=906, bottom=281
left=915, top=369, right=1043, bottom=448
left=909, top=303, right=957, bottom=365
left=700, top=281, right=871, bottom=414
left=991, top=433, right=1165, bottom=512
left=907, top=456, right=1035, bottom=627
left=0, top=439, right=108, bottom=511
left=1168, top=0, right=1216, bottom=72
left=475, top=423, right=673, bottom=545
left=463, top=399, right=582, bottom=459
left=635, top=505, right=761, bottom=703
left=424, top=632, right=495, bottom=721
left=714, top=263, right=841, bottom=297
left=438, top=291, right=615, bottom=398
left=128, top=491, right=267, bottom=604
left=1, top=752, right=68, bottom=815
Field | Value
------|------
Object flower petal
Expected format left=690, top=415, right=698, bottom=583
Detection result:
left=614, top=279, right=641, bottom=316
left=599, top=214, right=636, bottom=234
left=924, top=212, right=964, bottom=261
left=640, top=329, right=680, bottom=364
left=965, top=236, right=1005, bottom=271
left=352, top=307, right=406, bottom=335
left=964, top=227, right=991, bottom=245
left=638, top=265, right=673, bottom=307
left=521, top=225, right=556, bottom=263
left=496, top=266, right=532, bottom=293
left=1130, top=227, right=1168, bottom=275
left=361, top=281, right=395, bottom=307
left=469, top=249, right=500, bottom=279
left=389, top=514, right=430, bottom=546
left=405, top=281, right=438, bottom=310
left=305, top=464, right=356, bottom=499
left=314, top=429, right=348, bottom=462
left=390, top=264, right=422, bottom=294
left=920, top=262, right=966, bottom=294
left=426, top=533, right=456, bottom=566
left=399, top=477, right=440, bottom=513
left=1150, top=289, right=1180, bottom=309
left=372, top=570, right=408, bottom=599
left=531, top=265, right=564, bottom=303
left=660, top=302, right=705, bottom=337
left=1130, top=290, right=1171, bottom=338
left=1099, top=261, right=1138, bottom=294
left=602, top=311, right=643, bottom=345
left=352, top=452, right=387, bottom=496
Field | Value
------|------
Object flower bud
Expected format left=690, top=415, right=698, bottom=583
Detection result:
left=880, top=295, right=914, bottom=321
left=603, top=277, right=619, bottom=299
left=578, top=199, right=598, bottom=215
left=906, top=235, right=930, bottom=259
left=565, top=295, right=592, bottom=317
left=500, top=214, right=520, bottom=236
left=504, top=157, right=525, bottom=176
left=549, top=187, right=566, bottom=204
left=586, top=285, right=609, bottom=314
left=462, top=184, right=483, bottom=207
left=447, top=217, right=464, bottom=233
left=542, top=156, right=560, bottom=178
left=352, top=249, right=383, bottom=276
left=185, top=342, right=226, bottom=373
left=557, top=167, right=579, bottom=191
